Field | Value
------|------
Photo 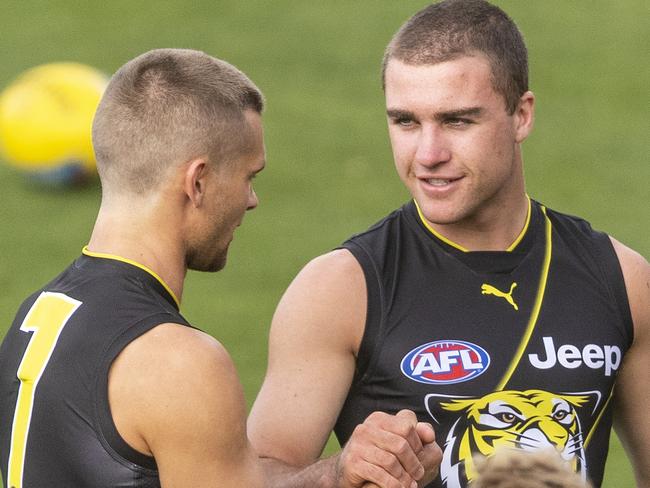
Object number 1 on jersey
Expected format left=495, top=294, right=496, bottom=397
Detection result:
left=7, top=292, right=82, bottom=488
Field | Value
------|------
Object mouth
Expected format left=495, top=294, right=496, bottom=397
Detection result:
left=426, top=178, right=456, bottom=186
left=419, top=175, right=464, bottom=189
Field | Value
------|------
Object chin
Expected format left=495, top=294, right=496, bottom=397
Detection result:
left=417, top=202, right=464, bottom=226
left=187, top=251, right=228, bottom=273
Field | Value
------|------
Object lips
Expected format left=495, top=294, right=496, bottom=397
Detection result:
left=427, top=178, right=454, bottom=186
left=419, top=175, right=463, bottom=186
left=414, top=174, right=465, bottom=200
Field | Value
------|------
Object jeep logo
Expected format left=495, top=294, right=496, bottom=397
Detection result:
left=528, top=336, right=621, bottom=376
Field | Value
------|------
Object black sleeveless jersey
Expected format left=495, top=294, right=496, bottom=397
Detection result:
left=335, top=199, right=633, bottom=488
left=0, top=250, right=190, bottom=488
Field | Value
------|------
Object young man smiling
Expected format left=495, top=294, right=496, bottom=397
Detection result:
left=248, top=1, right=650, bottom=487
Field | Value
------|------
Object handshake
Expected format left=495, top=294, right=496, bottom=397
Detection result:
left=335, top=410, right=443, bottom=488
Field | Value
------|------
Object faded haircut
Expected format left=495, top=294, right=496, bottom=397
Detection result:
left=472, top=448, right=593, bottom=488
left=92, top=48, right=264, bottom=195
left=382, top=0, right=528, bottom=114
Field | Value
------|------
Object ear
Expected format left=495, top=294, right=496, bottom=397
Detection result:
left=514, top=90, right=535, bottom=143
left=425, top=393, right=475, bottom=424
left=183, top=157, right=210, bottom=208
left=562, top=390, right=602, bottom=416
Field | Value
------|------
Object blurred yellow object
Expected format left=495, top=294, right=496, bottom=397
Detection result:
left=0, top=62, right=107, bottom=174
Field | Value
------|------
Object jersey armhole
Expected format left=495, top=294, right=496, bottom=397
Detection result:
left=547, top=211, right=635, bottom=349
left=591, top=234, right=635, bottom=348
left=340, top=242, right=384, bottom=386
left=93, top=313, right=187, bottom=472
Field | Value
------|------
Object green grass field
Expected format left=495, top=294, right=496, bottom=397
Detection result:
left=0, top=1, right=647, bottom=486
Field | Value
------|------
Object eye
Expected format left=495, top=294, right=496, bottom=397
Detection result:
left=495, top=412, right=516, bottom=424
left=445, top=117, right=472, bottom=127
left=391, top=117, right=416, bottom=128
left=553, top=410, right=570, bottom=421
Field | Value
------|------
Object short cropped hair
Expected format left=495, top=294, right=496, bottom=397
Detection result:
left=382, top=0, right=528, bottom=114
left=92, top=48, right=264, bottom=195
left=471, top=448, right=593, bottom=488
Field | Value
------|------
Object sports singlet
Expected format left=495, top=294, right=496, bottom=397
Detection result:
left=0, top=250, right=191, bottom=488
left=334, top=199, right=633, bottom=488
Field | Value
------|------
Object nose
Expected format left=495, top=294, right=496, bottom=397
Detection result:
left=247, top=188, right=259, bottom=210
left=414, top=124, right=451, bottom=167
left=536, top=418, right=570, bottom=447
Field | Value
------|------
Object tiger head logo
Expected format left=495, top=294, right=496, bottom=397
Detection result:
left=425, top=389, right=599, bottom=487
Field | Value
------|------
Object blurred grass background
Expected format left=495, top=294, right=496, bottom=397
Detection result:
left=0, top=1, right=647, bottom=486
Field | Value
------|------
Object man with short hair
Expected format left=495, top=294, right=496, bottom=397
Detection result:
left=248, top=1, right=649, bottom=487
left=0, top=48, right=267, bottom=488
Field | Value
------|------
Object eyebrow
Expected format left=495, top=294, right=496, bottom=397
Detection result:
left=386, top=109, right=415, bottom=120
left=386, top=107, right=484, bottom=121
left=436, top=107, right=483, bottom=120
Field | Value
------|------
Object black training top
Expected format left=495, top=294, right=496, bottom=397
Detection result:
left=0, top=250, right=190, bottom=488
left=335, top=199, right=632, bottom=488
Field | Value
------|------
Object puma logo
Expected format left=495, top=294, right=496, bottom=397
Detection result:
left=481, top=282, right=518, bottom=310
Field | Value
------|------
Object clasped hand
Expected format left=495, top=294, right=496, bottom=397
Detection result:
left=335, top=409, right=442, bottom=488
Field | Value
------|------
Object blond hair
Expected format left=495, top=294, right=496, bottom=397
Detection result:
left=471, top=448, right=593, bottom=488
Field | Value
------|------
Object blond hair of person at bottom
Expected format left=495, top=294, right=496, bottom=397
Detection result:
left=471, top=448, right=593, bottom=488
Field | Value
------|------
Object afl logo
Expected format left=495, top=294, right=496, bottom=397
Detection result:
left=401, top=340, right=490, bottom=385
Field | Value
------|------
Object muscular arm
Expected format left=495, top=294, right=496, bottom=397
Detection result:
left=610, top=237, right=650, bottom=486
left=109, top=323, right=263, bottom=487
left=249, top=250, right=440, bottom=488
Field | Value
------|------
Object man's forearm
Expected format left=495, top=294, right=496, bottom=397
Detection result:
left=261, top=456, right=339, bottom=488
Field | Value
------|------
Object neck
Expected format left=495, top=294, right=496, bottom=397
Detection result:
left=87, top=197, right=186, bottom=303
left=421, top=193, right=531, bottom=252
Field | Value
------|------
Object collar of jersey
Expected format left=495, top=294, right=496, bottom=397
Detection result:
left=81, top=246, right=180, bottom=308
left=414, top=195, right=532, bottom=253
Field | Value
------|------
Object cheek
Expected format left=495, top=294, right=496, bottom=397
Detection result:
left=228, top=185, right=251, bottom=219
left=388, top=128, right=415, bottom=173
left=467, top=127, right=515, bottom=176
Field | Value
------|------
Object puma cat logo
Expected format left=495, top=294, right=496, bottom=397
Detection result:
left=481, top=282, right=518, bottom=310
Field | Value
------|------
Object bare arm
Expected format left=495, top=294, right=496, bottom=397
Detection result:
left=610, top=237, right=650, bottom=486
left=248, top=250, right=441, bottom=488
left=109, top=323, right=264, bottom=487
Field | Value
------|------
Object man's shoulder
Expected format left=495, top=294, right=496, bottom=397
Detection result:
left=542, top=203, right=602, bottom=236
left=108, top=321, right=255, bottom=477
left=109, top=322, right=243, bottom=439
left=538, top=202, right=616, bottom=257
left=117, top=323, right=233, bottom=378
left=292, top=249, right=365, bottom=297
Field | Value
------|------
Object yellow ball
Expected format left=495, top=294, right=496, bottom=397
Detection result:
left=0, top=62, right=107, bottom=179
